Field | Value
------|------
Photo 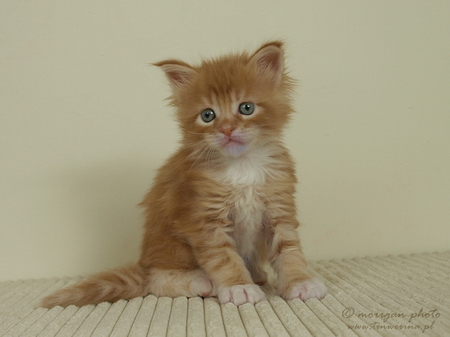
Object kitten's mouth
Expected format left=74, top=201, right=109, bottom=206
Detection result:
left=220, top=137, right=248, bottom=157
left=224, top=138, right=244, bottom=146
left=221, top=135, right=245, bottom=147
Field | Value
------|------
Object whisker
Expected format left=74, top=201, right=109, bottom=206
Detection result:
left=183, top=141, right=219, bottom=174
left=183, top=129, right=206, bottom=136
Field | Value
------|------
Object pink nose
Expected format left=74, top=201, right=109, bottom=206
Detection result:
left=221, top=127, right=235, bottom=137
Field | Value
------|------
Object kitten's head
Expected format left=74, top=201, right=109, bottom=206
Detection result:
left=155, top=41, right=295, bottom=158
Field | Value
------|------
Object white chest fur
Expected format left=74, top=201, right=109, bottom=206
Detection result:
left=217, top=150, right=274, bottom=259
left=220, top=148, right=271, bottom=186
left=231, top=184, right=265, bottom=260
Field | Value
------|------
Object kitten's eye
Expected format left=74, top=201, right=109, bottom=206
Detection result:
left=200, top=108, right=216, bottom=123
left=239, top=102, right=255, bottom=115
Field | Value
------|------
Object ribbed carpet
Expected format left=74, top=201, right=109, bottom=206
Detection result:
left=1, top=251, right=449, bottom=336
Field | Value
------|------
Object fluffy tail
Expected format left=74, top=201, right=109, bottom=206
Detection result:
left=40, top=264, right=148, bottom=308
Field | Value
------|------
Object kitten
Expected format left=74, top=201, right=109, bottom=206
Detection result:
left=40, top=41, right=326, bottom=308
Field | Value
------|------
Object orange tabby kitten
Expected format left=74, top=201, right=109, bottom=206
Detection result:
left=41, top=41, right=326, bottom=308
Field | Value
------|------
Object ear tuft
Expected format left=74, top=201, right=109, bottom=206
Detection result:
left=153, top=60, right=197, bottom=89
left=250, top=41, right=284, bottom=84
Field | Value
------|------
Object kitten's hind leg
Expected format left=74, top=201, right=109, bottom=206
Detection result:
left=147, top=268, right=217, bottom=298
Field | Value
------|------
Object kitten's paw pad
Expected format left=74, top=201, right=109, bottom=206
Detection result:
left=190, top=276, right=216, bottom=297
left=285, top=278, right=327, bottom=301
left=218, top=284, right=265, bottom=306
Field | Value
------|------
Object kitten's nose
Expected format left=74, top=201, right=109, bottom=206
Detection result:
left=221, top=126, right=235, bottom=137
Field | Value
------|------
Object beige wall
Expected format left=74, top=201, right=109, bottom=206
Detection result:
left=1, top=1, right=449, bottom=281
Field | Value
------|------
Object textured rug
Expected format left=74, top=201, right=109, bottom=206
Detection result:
left=0, top=251, right=449, bottom=336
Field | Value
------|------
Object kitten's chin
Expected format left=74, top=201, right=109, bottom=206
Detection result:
left=221, top=140, right=249, bottom=158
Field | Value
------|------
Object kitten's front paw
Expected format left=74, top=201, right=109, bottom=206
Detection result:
left=284, top=278, right=327, bottom=301
left=218, top=284, right=265, bottom=306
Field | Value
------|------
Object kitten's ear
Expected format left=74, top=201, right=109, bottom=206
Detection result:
left=250, top=41, right=284, bottom=84
left=153, top=60, right=197, bottom=90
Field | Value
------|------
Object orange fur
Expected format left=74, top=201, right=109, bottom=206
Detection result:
left=40, top=41, right=326, bottom=308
